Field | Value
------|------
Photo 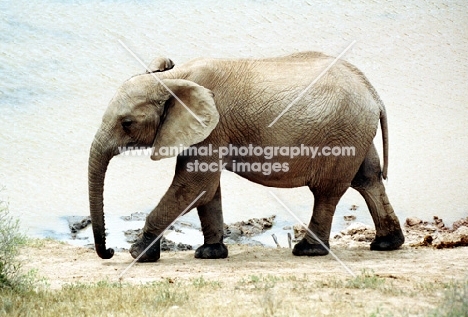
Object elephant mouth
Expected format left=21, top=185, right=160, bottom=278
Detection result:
left=126, top=141, right=138, bottom=148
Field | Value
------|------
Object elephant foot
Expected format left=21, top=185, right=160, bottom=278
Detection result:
left=292, top=238, right=329, bottom=256
left=129, top=232, right=161, bottom=262
left=194, top=243, right=228, bottom=259
left=370, top=229, right=405, bottom=251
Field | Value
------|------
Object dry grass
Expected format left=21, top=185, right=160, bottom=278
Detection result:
left=1, top=232, right=467, bottom=316
left=1, top=268, right=467, bottom=316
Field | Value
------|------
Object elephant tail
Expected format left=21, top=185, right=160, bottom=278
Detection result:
left=380, top=109, right=389, bottom=180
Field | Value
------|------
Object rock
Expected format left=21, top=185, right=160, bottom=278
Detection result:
left=293, top=223, right=307, bottom=240
left=223, top=216, right=275, bottom=246
left=340, top=222, right=373, bottom=236
left=422, top=235, right=433, bottom=245
left=123, top=229, right=142, bottom=244
left=123, top=228, right=192, bottom=251
left=410, top=235, right=433, bottom=247
left=223, top=225, right=242, bottom=241
left=283, top=226, right=292, bottom=230
left=343, top=215, right=356, bottom=221
left=433, top=216, right=445, bottom=229
left=405, top=217, right=422, bottom=226
left=339, top=222, right=375, bottom=243
left=433, top=226, right=468, bottom=249
left=406, top=215, right=468, bottom=248
left=224, top=215, right=275, bottom=237
left=452, top=217, right=468, bottom=231
left=66, top=216, right=91, bottom=233
left=160, top=237, right=192, bottom=252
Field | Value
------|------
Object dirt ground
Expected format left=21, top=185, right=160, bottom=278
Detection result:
left=21, top=240, right=468, bottom=288
left=18, top=239, right=467, bottom=315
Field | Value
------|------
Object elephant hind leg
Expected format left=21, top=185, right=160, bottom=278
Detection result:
left=195, top=184, right=228, bottom=259
left=351, top=144, right=404, bottom=251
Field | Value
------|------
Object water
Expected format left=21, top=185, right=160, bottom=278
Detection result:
left=1, top=1, right=467, bottom=250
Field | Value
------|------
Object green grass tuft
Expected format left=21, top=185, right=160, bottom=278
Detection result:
left=0, top=199, right=40, bottom=292
left=429, top=277, right=468, bottom=317
left=346, top=269, right=385, bottom=289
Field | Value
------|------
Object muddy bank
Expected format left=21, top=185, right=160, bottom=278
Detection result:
left=403, top=216, right=468, bottom=248
left=66, top=213, right=468, bottom=251
left=327, top=215, right=468, bottom=249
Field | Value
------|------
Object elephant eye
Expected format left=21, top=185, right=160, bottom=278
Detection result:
left=121, top=119, right=133, bottom=130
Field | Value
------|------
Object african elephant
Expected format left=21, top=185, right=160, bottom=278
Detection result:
left=88, top=52, right=405, bottom=262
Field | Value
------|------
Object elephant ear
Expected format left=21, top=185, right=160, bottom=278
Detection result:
left=151, top=79, right=219, bottom=161
left=146, top=57, right=174, bottom=73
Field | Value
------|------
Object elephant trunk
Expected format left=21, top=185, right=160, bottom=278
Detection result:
left=88, top=129, right=115, bottom=259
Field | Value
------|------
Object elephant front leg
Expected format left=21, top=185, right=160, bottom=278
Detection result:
left=195, top=185, right=228, bottom=259
left=293, top=187, right=348, bottom=256
left=130, top=158, right=221, bottom=262
left=129, top=230, right=161, bottom=262
left=129, top=195, right=182, bottom=262
left=129, top=189, right=216, bottom=262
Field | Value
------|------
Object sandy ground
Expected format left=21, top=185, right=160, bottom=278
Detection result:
left=16, top=226, right=468, bottom=315
left=21, top=241, right=468, bottom=290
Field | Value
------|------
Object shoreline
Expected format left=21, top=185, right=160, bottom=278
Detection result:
left=57, top=214, right=468, bottom=252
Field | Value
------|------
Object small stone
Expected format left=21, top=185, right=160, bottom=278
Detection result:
left=293, top=223, right=307, bottom=240
left=66, top=216, right=91, bottom=233
left=283, top=226, right=292, bottom=230
left=344, top=215, right=356, bottom=221
left=433, top=216, right=445, bottom=228
left=406, top=217, right=422, bottom=226
left=422, top=235, right=433, bottom=246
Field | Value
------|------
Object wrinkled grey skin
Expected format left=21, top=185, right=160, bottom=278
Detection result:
left=88, top=52, right=404, bottom=262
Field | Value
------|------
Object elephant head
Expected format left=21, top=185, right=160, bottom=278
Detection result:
left=88, top=75, right=219, bottom=259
